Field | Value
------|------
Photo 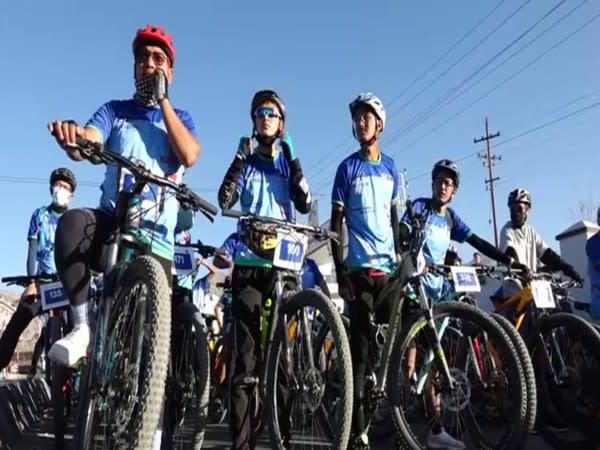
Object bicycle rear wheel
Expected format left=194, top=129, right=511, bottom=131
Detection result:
left=389, top=301, right=527, bottom=450
left=532, top=312, right=600, bottom=447
left=48, top=314, right=70, bottom=450
left=163, top=302, right=210, bottom=450
left=266, top=288, right=352, bottom=450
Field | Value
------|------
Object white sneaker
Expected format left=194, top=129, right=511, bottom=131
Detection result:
left=426, top=428, right=465, bottom=449
left=48, top=324, right=91, bottom=367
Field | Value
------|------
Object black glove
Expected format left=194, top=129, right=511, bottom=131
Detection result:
left=511, top=260, right=532, bottom=279
left=563, top=265, right=584, bottom=285
left=153, top=69, right=169, bottom=103
left=236, top=136, right=253, bottom=160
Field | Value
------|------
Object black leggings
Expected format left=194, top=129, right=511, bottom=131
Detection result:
left=54, top=208, right=172, bottom=307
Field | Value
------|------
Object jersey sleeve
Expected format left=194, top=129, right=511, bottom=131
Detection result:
left=400, top=198, right=427, bottom=233
left=449, top=209, right=472, bottom=243
left=391, top=164, right=401, bottom=205
left=175, top=109, right=198, bottom=137
left=500, top=225, right=515, bottom=252
left=86, top=102, right=116, bottom=144
left=533, top=229, right=550, bottom=256
left=27, top=209, right=40, bottom=240
left=331, top=161, right=349, bottom=207
left=221, top=233, right=239, bottom=259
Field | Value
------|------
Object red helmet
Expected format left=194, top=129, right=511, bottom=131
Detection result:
left=132, top=24, right=176, bottom=65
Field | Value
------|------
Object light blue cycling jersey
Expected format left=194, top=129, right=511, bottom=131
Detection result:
left=27, top=206, right=63, bottom=275
left=233, top=151, right=296, bottom=267
left=220, top=232, right=239, bottom=260
left=193, top=275, right=211, bottom=313
left=86, top=100, right=196, bottom=260
left=401, top=198, right=472, bottom=300
left=331, top=151, right=400, bottom=273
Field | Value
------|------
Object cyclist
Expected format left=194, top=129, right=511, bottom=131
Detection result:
left=585, top=206, right=600, bottom=320
left=217, top=89, right=311, bottom=450
left=397, top=160, right=533, bottom=448
left=330, top=92, right=403, bottom=450
left=499, top=188, right=584, bottom=433
left=192, top=258, right=219, bottom=314
left=0, top=168, right=76, bottom=375
left=500, top=188, right=583, bottom=298
left=46, top=24, right=201, bottom=367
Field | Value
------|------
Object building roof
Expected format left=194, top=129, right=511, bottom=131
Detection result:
left=555, top=220, right=600, bottom=241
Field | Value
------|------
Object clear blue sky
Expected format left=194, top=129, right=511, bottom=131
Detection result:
left=1, top=0, right=599, bottom=287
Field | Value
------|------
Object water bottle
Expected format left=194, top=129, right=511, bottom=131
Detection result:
left=126, top=195, right=143, bottom=229
left=260, top=298, right=273, bottom=349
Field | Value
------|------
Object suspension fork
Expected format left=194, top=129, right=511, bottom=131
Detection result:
left=417, top=282, right=454, bottom=388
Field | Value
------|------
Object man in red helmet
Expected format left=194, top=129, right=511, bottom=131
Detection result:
left=46, top=24, right=200, bottom=368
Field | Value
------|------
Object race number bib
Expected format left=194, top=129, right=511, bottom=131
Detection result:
left=450, top=266, right=481, bottom=293
left=531, top=280, right=555, bottom=309
left=273, top=231, right=308, bottom=272
left=39, top=281, right=69, bottom=311
left=174, top=245, right=196, bottom=278
left=118, top=168, right=164, bottom=211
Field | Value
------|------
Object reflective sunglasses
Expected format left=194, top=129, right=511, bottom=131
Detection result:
left=254, top=107, right=281, bottom=119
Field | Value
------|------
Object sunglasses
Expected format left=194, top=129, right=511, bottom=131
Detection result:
left=135, top=50, right=169, bottom=67
left=254, top=107, right=281, bottom=119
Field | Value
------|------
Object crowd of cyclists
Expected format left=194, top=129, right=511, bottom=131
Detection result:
left=1, top=23, right=597, bottom=450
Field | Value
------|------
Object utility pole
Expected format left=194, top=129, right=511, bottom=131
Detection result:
left=474, top=117, right=501, bottom=247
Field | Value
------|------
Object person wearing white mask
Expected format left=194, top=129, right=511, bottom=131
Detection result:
left=0, top=168, right=76, bottom=375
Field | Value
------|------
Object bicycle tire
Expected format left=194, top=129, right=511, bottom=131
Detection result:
left=389, top=301, right=527, bottom=450
left=266, top=288, right=353, bottom=450
left=77, top=255, right=171, bottom=449
left=48, top=315, right=70, bottom=450
left=532, top=312, right=600, bottom=447
left=189, top=312, right=211, bottom=449
left=491, top=312, right=537, bottom=443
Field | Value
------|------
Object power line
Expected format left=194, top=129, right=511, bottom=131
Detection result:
left=0, top=176, right=219, bottom=194
left=384, top=9, right=600, bottom=161
left=386, top=0, right=532, bottom=122
left=405, top=99, right=600, bottom=184
left=385, top=0, right=506, bottom=109
left=307, top=0, right=519, bottom=183
left=380, top=0, right=575, bottom=150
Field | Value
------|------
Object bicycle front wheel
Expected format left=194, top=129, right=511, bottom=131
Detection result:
left=266, top=288, right=353, bottom=450
left=82, top=255, right=171, bottom=449
left=389, top=301, right=527, bottom=450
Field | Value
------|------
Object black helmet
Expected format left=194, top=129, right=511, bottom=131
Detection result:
left=50, top=168, right=77, bottom=192
left=432, top=159, right=460, bottom=188
left=508, top=188, right=532, bottom=207
left=250, top=89, right=286, bottom=122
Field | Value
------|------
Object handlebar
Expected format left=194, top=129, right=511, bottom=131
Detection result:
left=62, top=136, right=218, bottom=221
left=221, top=209, right=339, bottom=243
left=176, top=240, right=217, bottom=258
left=2, top=274, right=59, bottom=287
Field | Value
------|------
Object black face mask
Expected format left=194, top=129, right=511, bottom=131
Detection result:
left=133, top=74, right=158, bottom=108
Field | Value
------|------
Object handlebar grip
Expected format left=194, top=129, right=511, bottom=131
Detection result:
left=194, top=196, right=218, bottom=216
left=221, top=209, right=243, bottom=218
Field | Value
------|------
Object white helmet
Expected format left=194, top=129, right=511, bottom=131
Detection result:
left=349, top=92, right=386, bottom=131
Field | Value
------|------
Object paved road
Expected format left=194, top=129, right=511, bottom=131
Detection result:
left=11, top=408, right=577, bottom=450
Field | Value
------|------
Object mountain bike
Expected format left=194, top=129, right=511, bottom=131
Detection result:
left=162, top=240, right=217, bottom=449
left=222, top=209, right=353, bottom=449
left=488, top=269, right=600, bottom=447
left=66, top=137, right=218, bottom=449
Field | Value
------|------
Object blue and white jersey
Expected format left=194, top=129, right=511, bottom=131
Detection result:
left=401, top=198, right=472, bottom=300
left=332, top=151, right=400, bottom=272
left=233, top=151, right=296, bottom=267
left=87, top=99, right=196, bottom=260
left=27, top=206, right=63, bottom=275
